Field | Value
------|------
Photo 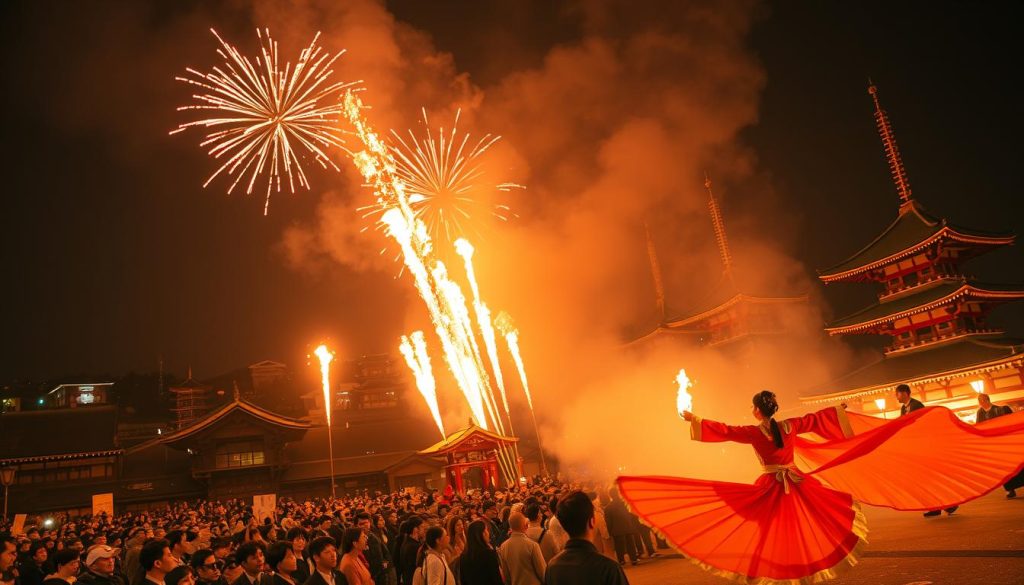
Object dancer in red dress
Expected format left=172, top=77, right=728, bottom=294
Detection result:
left=617, top=391, right=1024, bottom=584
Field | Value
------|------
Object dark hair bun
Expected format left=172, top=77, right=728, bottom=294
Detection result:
left=752, top=390, right=779, bottom=418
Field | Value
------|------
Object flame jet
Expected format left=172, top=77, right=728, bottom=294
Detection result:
left=399, top=331, right=445, bottom=439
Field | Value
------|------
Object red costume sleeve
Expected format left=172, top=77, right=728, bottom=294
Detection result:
left=690, top=416, right=758, bottom=444
left=786, top=405, right=855, bottom=441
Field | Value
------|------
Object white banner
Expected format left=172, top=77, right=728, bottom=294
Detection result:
left=253, top=494, right=276, bottom=522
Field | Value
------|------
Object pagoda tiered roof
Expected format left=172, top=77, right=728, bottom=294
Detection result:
left=818, top=201, right=1013, bottom=283
left=800, top=337, right=1024, bottom=404
left=825, top=279, right=1024, bottom=334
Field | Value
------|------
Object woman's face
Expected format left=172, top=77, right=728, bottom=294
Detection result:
left=357, top=532, right=368, bottom=552
left=456, top=520, right=465, bottom=535
left=438, top=530, right=450, bottom=549
left=752, top=404, right=763, bottom=421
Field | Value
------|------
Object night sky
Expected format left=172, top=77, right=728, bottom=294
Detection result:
left=2, top=1, right=1022, bottom=382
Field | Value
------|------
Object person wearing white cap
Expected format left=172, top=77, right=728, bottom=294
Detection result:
left=79, top=545, right=125, bottom=585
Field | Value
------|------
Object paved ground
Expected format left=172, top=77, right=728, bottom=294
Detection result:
left=623, top=490, right=1024, bottom=585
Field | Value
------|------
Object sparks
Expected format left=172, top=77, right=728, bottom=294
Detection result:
left=313, top=344, right=335, bottom=426
left=399, top=331, right=445, bottom=439
left=675, top=368, right=693, bottom=417
left=360, top=109, right=521, bottom=246
left=172, top=28, right=356, bottom=214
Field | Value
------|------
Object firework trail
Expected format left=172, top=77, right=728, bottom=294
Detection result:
left=172, top=28, right=356, bottom=214
left=399, top=331, right=445, bottom=439
left=313, top=344, right=334, bottom=426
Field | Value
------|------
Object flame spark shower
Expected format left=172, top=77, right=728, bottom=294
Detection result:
left=313, top=344, right=335, bottom=426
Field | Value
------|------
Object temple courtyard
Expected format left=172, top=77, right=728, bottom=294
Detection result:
left=625, top=490, right=1024, bottom=585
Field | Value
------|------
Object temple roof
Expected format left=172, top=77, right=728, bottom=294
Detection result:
left=154, top=398, right=311, bottom=449
left=826, top=280, right=1024, bottom=334
left=0, top=405, right=121, bottom=464
left=419, top=424, right=519, bottom=455
left=800, top=336, right=1024, bottom=403
left=819, top=201, right=1014, bottom=283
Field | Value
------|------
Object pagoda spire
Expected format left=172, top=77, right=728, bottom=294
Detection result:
left=704, top=173, right=734, bottom=283
left=868, top=81, right=913, bottom=207
left=644, top=221, right=667, bottom=321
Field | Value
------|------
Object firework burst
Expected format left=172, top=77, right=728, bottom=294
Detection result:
left=172, top=28, right=357, bottom=214
left=361, top=109, right=522, bottom=245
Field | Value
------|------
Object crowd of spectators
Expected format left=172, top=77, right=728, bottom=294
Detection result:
left=0, top=477, right=667, bottom=585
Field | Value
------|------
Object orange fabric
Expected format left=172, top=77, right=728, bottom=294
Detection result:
left=795, top=407, right=1024, bottom=510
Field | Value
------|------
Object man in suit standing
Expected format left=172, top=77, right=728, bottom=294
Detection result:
left=302, top=538, right=347, bottom=585
left=544, top=492, right=629, bottom=585
left=232, top=543, right=266, bottom=585
left=266, top=541, right=298, bottom=585
left=896, top=384, right=959, bottom=517
left=355, top=514, right=390, bottom=585
left=975, top=393, right=1024, bottom=498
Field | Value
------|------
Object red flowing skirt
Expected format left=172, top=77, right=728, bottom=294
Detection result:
left=617, top=471, right=867, bottom=585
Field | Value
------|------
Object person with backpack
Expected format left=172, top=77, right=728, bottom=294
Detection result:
left=412, top=528, right=453, bottom=585
left=522, top=506, right=557, bottom=564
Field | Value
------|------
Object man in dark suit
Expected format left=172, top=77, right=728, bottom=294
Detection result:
left=896, top=384, right=959, bottom=517
left=544, top=491, right=629, bottom=585
left=975, top=393, right=1024, bottom=498
left=232, top=542, right=266, bottom=585
left=355, top=514, right=391, bottom=585
left=265, top=541, right=298, bottom=585
left=398, top=518, right=423, bottom=585
left=301, top=537, right=347, bottom=585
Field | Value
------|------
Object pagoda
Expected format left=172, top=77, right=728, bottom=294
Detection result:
left=169, top=368, right=212, bottom=429
left=801, top=84, right=1024, bottom=420
left=630, top=176, right=808, bottom=348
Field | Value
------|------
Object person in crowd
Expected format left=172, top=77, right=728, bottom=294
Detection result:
left=165, top=533, right=193, bottom=568
left=337, top=529, right=371, bottom=585
left=479, top=503, right=507, bottom=550
left=220, top=555, right=242, bottom=585
left=285, top=529, right=311, bottom=585
left=397, top=518, right=423, bottom=585
left=21, top=540, right=49, bottom=585
left=522, top=505, right=558, bottom=564
left=896, top=384, right=959, bottom=517
left=975, top=393, right=1024, bottom=498
left=543, top=499, right=567, bottom=554
left=355, top=514, right=389, bottom=585
left=265, top=541, right=298, bottom=585
left=189, top=550, right=224, bottom=585
left=79, top=545, right=124, bottom=585
left=1, top=536, right=17, bottom=585
left=165, top=566, right=195, bottom=585
left=304, top=537, right=345, bottom=585
left=497, top=512, right=545, bottom=585
left=232, top=542, right=265, bottom=585
left=123, top=529, right=148, bottom=585
left=543, top=492, right=628, bottom=585
left=591, top=494, right=614, bottom=561
left=439, top=517, right=465, bottom=568
left=458, top=521, right=501, bottom=585
left=141, top=540, right=178, bottom=585
left=414, top=528, right=453, bottom=585
left=601, top=490, right=639, bottom=566
left=367, top=517, right=394, bottom=585
left=44, top=549, right=81, bottom=585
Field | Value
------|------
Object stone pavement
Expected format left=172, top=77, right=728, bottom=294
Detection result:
left=623, top=490, right=1024, bottom=585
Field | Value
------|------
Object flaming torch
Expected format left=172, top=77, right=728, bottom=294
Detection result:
left=494, top=311, right=547, bottom=475
left=399, top=331, right=446, bottom=440
left=676, top=368, right=694, bottom=418
left=313, top=344, right=337, bottom=498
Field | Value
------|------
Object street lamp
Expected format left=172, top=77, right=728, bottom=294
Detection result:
left=1, top=466, right=16, bottom=520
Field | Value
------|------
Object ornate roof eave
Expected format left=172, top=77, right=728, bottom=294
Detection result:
left=157, top=399, right=311, bottom=448
left=418, top=424, right=518, bottom=455
left=799, top=351, right=1024, bottom=405
left=664, top=293, right=810, bottom=329
left=0, top=449, right=123, bottom=466
left=820, top=223, right=1015, bottom=284
left=825, top=284, right=1024, bottom=335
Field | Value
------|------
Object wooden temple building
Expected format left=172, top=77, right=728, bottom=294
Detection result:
left=418, top=424, right=522, bottom=494
left=630, top=176, right=808, bottom=348
left=800, top=84, right=1024, bottom=420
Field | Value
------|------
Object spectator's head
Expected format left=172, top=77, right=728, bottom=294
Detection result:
left=481, top=500, right=497, bottom=520
left=522, top=503, right=541, bottom=524
left=190, top=549, right=221, bottom=584
left=210, top=539, right=231, bottom=560
left=423, top=526, right=446, bottom=552
left=556, top=491, right=595, bottom=539
left=266, top=541, right=296, bottom=576
left=286, top=527, right=308, bottom=552
left=30, top=540, right=49, bottom=564
left=895, top=384, right=912, bottom=404
left=53, top=548, right=82, bottom=578
left=978, top=393, right=992, bottom=408
left=221, top=554, right=242, bottom=584
left=235, top=541, right=265, bottom=576
left=0, top=536, right=18, bottom=572
left=355, top=513, right=371, bottom=533
left=465, top=520, right=490, bottom=555
left=308, top=537, right=337, bottom=572
left=340, top=528, right=366, bottom=555
left=165, top=565, right=195, bottom=585
left=85, top=544, right=119, bottom=576
left=141, top=539, right=177, bottom=577
left=405, top=516, right=424, bottom=540
left=507, top=512, right=528, bottom=534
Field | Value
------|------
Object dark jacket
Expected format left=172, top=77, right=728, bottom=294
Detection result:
left=977, top=404, right=1012, bottom=423
left=301, top=569, right=348, bottom=585
left=363, top=532, right=390, bottom=581
left=399, top=538, right=421, bottom=585
left=544, top=539, right=629, bottom=585
left=602, top=500, right=636, bottom=537
left=900, top=398, right=925, bottom=417
left=78, top=571, right=127, bottom=585
left=19, top=563, right=47, bottom=585
left=459, top=548, right=501, bottom=585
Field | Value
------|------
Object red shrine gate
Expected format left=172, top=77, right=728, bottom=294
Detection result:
left=419, top=424, right=521, bottom=494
